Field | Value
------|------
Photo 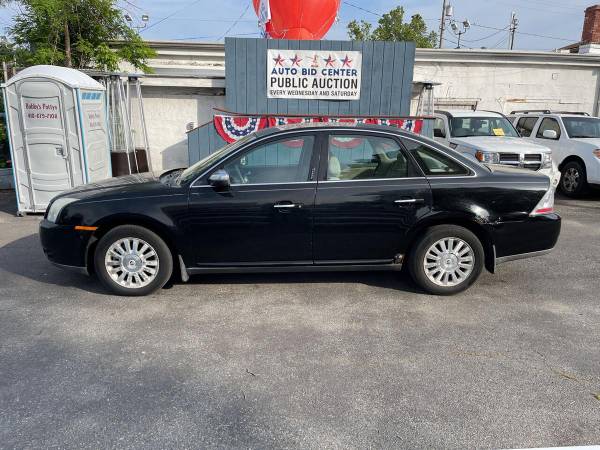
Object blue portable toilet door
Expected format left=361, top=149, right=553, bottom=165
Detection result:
left=16, top=80, right=77, bottom=210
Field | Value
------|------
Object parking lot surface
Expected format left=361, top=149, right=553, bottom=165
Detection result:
left=0, top=189, right=599, bottom=449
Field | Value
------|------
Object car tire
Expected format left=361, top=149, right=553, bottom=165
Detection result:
left=94, top=225, right=173, bottom=296
left=408, top=225, right=484, bottom=296
left=560, top=160, right=588, bottom=198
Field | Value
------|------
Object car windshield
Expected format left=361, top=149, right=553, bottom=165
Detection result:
left=450, top=116, right=519, bottom=138
left=178, top=135, right=257, bottom=184
left=562, top=117, right=600, bottom=139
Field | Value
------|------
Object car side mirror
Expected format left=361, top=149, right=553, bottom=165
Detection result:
left=208, top=169, right=231, bottom=190
left=434, top=128, right=446, bottom=138
left=543, top=130, right=558, bottom=140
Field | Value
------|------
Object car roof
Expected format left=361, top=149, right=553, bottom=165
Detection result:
left=510, top=111, right=597, bottom=118
left=436, top=109, right=505, bottom=118
left=254, top=121, right=423, bottom=139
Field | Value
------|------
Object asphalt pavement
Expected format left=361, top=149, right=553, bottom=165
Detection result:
left=0, top=189, right=599, bottom=449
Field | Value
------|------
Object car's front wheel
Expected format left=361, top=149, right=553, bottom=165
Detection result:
left=560, top=160, right=588, bottom=197
left=409, top=225, right=484, bottom=295
left=94, top=225, right=173, bottom=296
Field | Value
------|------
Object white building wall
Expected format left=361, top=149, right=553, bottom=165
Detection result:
left=414, top=49, right=600, bottom=115
left=141, top=88, right=225, bottom=171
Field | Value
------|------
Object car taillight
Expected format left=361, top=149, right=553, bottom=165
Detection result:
left=530, top=185, right=556, bottom=216
left=593, top=149, right=600, bottom=159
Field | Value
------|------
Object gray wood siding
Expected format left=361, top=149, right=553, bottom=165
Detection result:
left=224, top=37, right=415, bottom=117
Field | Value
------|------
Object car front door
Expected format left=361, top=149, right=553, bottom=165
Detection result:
left=186, top=133, right=318, bottom=267
left=533, top=117, right=568, bottom=164
left=313, top=131, right=433, bottom=264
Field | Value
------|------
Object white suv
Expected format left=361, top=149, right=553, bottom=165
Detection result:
left=434, top=110, right=557, bottom=182
left=510, top=111, right=600, bottom=197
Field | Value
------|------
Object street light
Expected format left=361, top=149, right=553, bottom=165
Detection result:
left=124, top=12, right=150, bottom=30
left=449, top=18, right=470, bottom=49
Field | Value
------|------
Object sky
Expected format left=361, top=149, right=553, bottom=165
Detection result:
left=0, top=0, right=590, bottom=51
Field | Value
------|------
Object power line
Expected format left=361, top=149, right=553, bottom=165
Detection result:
left=141, top=0, right=205, bottom=33
left=217, top=2, right=251, bottom=41
left=471, top=23, right=577, bottom=42
left=119, top=0, right=144, bottom=12
left=462, top=26, right=508, bottom=43
left=342, top=1, right=382, bottom=18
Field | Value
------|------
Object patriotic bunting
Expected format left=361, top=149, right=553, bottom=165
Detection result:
left=213, top=115, right=270, bottom=143
left=213, top=114, right=424, bottom=143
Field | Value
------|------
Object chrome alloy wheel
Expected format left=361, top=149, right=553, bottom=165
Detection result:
left=423, top=237, right=474, bottom=287
left=104, top=237, right=159, bottom=289
left=562, top=167, right=580, bottom=192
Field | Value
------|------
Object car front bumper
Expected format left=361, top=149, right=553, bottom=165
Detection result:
left=39, top=220, right=93, bottom=274
left=491, top=213, right=561, bottom=264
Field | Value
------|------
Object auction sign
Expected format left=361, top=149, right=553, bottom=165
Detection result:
left=267, top=49, right=362, bottom=100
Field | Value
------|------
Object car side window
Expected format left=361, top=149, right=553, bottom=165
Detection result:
left=223, top=135, right=314, bottom=185
left=536, top=118, right=561, bottom=140
left=516, top=117, right=539, bottom=137
left=434, top=118, right=446, bottom=138
left=326, top=134, right=419, bottom=181
left=401, top=139, right=470, bottom=176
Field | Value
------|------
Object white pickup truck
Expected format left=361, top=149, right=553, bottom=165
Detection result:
left=433, top=110, right=558, bottom=182
left=509, top=111, right=600, bottom=197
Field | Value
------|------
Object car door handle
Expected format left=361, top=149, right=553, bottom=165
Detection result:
left=394, top=198, right=425, bottom=205
left=274, top=203, right=301, bottom=209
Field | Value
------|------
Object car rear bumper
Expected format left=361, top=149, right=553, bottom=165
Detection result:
left=491, top=213, right=561, bottom=263
left=39, top=220, right=92, bottom=274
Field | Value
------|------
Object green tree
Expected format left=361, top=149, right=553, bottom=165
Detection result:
left=347, top=6, right=437, bottom=48
left=6, top=0, right=155, bottom=72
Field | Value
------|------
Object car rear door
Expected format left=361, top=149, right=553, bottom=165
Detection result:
left=186, top=133, right=319, bottom=266
left=313, top=130, right=432, bottom=264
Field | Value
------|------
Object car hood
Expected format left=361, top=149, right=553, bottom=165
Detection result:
left=570, top=137, right=600, bottom=147
left=453, top=136, right=551, bottom=153
left=66, top=172, right=160, bottom=194
left=54, top=169, right=184, bottom=202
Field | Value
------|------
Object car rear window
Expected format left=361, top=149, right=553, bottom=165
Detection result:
left=401, top=139, right=470, bottom=176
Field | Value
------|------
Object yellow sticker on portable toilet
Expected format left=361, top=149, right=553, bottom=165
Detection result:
left=492, top=128, right=505, bottom=136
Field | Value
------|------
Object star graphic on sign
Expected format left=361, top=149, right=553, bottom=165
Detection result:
left=273, top=54, right=285, bottom=66
left=323, top=54, right=335, bottom=67
left=340, top=54, right=353, bottom=67
left=290, top=54, right=303, bottom=66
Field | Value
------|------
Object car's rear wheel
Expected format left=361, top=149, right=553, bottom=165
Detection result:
left=409, top=225, right=484, bottom=295
left=560, top=160, right=588, bottom=197
left=94, top=225, right=173, bottom=296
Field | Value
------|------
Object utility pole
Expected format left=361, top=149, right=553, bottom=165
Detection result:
left=508, top=11, right=519, bottom=50
left=439, top=0, right=447, bottom=48
left=64, top=21, right=72, bottom=68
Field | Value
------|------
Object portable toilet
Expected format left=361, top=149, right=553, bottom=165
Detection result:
left=2, top=65, right=111, bottom=214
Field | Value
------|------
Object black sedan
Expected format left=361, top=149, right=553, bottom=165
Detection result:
left=40, top=123, right=561, bottom=296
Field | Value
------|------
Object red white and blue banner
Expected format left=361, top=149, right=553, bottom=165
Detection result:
left=213, top=114, right=424, bottom=143
left=213, top=115, right=270, bottom=143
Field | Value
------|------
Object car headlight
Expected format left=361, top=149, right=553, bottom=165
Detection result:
left=475, top=151, right=500, bottom=164
left=47, top=197, right=79, bottom=223
left=541, top=153, right=553, bottom=169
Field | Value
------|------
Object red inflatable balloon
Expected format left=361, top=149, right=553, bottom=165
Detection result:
left=253, top=0, right=340, bottom=40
